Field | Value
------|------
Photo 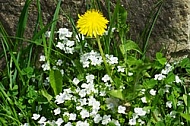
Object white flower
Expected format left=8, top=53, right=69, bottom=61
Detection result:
left=39, top=55, right=46, bottom=62
left=141, top=89, right=146, bottom=94
left=166, top=101, right=172, bottom=108
left=55, top=118, right=64, bottom=126
left=78, top=98, right=87, bottom=106
left=64, top=47, right=75, bottom=54
left=54, top=108, right=61, bottom=115
left=164, top=84, right=171, bottom=93
left=170, top=111, right=176, bottom=118
left=118, top=105, right=126, bottom=114
left=55, top=91, right=73, bottom=104
left=60, top=69, right=64, bottom=75
left=56, top=42, right=65, bottom=50
left=21, top=123, right=29, bottom=126
left=175, top=75, right=182, bottom=83
left=88, top=96, right=100, bottom=110
left=80, top=109, right=90, bottom=119
left=154, top=74, right=166, bottom=80
left=90, top=109, right=99, bottom=116
left=86, top=74, right=95, bottom=83
left=149, top=89, right=156, bottom=96
left=105, top=27, right=116, bottom=35
left=134, top=108, right=146, bottom=116
left=141, top=97, right=147, bottom=103
left=76, top=106, right=83, bottom=110
left=41, top=63, right=50, bottom=71
left=32, top=113, right=40, bottom=120
left=117, top=66, right=125, bottom=72
left=57, top=28, right=72, bottom=40
left=128, top=72, right=133, bottom=76
left=94, top=114, right=102, bottom=123
left=106, top=54, right=118, bottom=64
left=129, top=118, right=136, bottom=125
left=66, top=40, right=75, bottom=47
left=63, top=112, right=70, bottom=117
left=112, top=119, right=121, bottom=126
left=65, top=122, right=72, bottom=126
left=38, top=116, right=46, bottom=124
left=81, top=83, right=96, bottom=94
left=73, top=78, right=80, bottom=85
left=76, top=120, right=89, bottom=126
left=56, top=59, right=63, bottom=66
left=161, top=63, right=173, bottom=75
left=102, top=115, right=111, bottom=125
left=99, top=91, right=106, bottom=96
left=80, top=51, right=103, bottom=68
left=79, top=89, right=87, bottom=98
left=102, top=74, right=111, bottom=83
left=138, top=119, right=145, bottom=125
left=177, top=101, right=183, bottom=106
left=45, top=31, right=51, bottom=38
left=69, top=113, right=76, bottom=121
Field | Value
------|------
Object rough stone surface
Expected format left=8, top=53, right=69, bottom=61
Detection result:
left=0, top=0, right=190, bottom=63
left=125, top=0, right=190, bottom=61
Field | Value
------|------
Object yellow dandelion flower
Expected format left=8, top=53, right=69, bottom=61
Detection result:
left=77, top=9, right=109, bottom=38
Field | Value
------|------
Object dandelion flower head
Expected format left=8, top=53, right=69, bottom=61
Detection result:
left=77, top=9, right=109, bottom=38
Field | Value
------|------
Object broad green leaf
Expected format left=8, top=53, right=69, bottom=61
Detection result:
left=120, top=40, right=142, bottom=54
left=155, top=121, right=165, bottom=126
left=180, top=113, right=190, bottom=121
left=108, top=90, right=124, bottom=100
left=165, top=73, right=175, bottom=83
left=156, top=52, right=166, bottom=65
left=180, top=58, right=190, bottom=68
left=40, top=89, right=53, bottom=102
left=49, top=70, right=63, bottom=95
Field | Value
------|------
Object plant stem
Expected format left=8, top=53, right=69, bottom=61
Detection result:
left=96, top=36, right=111, bottom=76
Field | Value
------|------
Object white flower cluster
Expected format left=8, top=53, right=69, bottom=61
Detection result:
left=154, top=63, right=182, bottom=83
left=55, top=28, right=75, bottom=54
left=39, top=55, right=50, bottom=71
left=32, top=74, right=123, bottom=125
left=80, top=50, right=118, bottom=68
left=129, top=108, right=147, bottom=125
left=80, top=50, right=103, bottom=68
left=154, top=63, right=173, bottom=81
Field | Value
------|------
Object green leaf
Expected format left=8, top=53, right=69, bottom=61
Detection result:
left=180, top=113, right=190, bottom=121
left=49, top=70, right=63, bottom=95
left=156, top=52, right=166, bottom=65
left=155, top=121, right=165, bottom=126
left=108, top=90, right=124, bottom=100
left=40, top=89, right=53, bottom=102
left=165, top=73, right=175, bottom=83
left=180, top=58, right=190, bottom=68
left=120, top=40, right=142, bottom=54
left=183, top=94, right=187, bottom=106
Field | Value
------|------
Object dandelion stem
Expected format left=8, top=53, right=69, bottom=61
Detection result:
left=96, top=36, right=111, bottom=76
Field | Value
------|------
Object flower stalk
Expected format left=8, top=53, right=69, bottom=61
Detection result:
left=96, top=36, right=111, bottom=76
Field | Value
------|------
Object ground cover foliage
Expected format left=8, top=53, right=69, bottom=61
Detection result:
left=0, top=0, right=190, bottom=126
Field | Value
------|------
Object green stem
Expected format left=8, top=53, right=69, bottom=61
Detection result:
left=96, top=36, right=111, bottom=76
